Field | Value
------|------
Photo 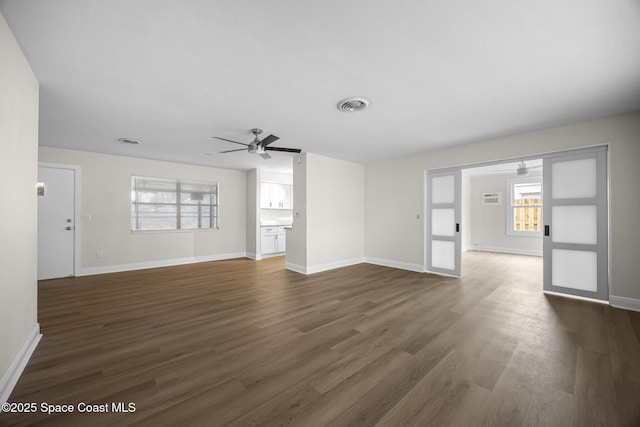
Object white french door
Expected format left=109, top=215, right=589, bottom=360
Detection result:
left=426, top=169, right=461, bottom=276
left=543, top=147, right=608, bottom=301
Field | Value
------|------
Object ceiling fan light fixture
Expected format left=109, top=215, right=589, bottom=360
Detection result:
left=337, top=97, right=370, bottom=112
left=517, top=162, right=529, bottom=176
left=118, top=137, right=141, bottom=145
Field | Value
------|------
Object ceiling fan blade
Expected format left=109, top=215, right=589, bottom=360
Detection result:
left=260, top=152, right=271, bottom=159
left=265, top=146, right=302, bottom=153
left=213, top=137, right=249, bottom=147
left=260, top=134, right=280, bottom=146
left=219, top=148, right=247, bottom=153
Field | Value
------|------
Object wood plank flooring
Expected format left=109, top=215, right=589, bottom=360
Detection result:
left=2, top=252, right=640, bottom=426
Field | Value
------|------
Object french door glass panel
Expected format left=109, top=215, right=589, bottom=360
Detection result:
left=432, top=208, right=456, bottom=236
left=426, top=169, right=461, bottom=276
left=552, top=249, right=598, bottom=292
left=543, top=148, right=607, bottom=300
left=551, top=205, right=598, bottom=245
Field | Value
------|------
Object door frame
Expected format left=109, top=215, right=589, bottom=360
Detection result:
left=423, top=144, right=611, bottom=301
left=38, top=162, right=82, bottom=277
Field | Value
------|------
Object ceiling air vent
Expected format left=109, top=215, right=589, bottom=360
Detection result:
left=118, top=138, right=141, bottom=145
left=337, top=97, right=370, bottom=112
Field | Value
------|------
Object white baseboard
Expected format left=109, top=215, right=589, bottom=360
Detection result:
left=259, top=252, right=285, bottom=259
left=1, top=324, right=41, bottom=405
left=78, top=252, right=248, bottom=276
left=246, top=252, right=262, bottom=260
left=286, top=257, right=365, bottom=275
left=609, top=295, right=640, bottom=312
left=365, top=257, right=424, bottom=273
left=470, top=246, right=543, bottom=257
left=285, top=262, right=307, bottom=274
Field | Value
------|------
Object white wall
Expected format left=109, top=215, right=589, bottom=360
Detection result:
left=287, top=153, right=364, bottom=273
left=38, top=147, right=247, bottom=274
left=365, top=112, right=640, bottom=303
left=286, top=154, right=308, bottom=269
left=469, top=173, right=542, bottom=255
left=0, top=12, right=40, bottom=400
left=246, top=169, right=259, bottom=258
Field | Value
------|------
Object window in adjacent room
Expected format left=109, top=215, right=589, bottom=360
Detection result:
left=507, top=177, right=542, bottom=236
left=131, top=176, right=218, bottom=231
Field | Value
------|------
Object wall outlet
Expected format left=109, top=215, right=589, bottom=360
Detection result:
left=96, top=250, right=103, bottom=259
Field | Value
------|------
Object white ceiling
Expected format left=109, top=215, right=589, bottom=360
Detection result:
left=2, top=1, right=639, bottom=172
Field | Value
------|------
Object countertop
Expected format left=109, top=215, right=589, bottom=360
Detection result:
left=260, top=220, right=293, bottom=226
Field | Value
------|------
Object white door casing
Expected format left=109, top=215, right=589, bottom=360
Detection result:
left=38, top=165, right=76, bottom=280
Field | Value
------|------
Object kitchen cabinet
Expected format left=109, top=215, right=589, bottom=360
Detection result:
left=261, top=225, right=287, bottom=254
left=260, top=182, right=292, bottom=209
left=276, top=226, right=286, bottom=253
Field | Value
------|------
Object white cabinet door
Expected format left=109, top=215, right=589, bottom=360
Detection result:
left=277, top=228, right=286, bottom=253
left=260, top=183, right=292, bottom=209
left=260, top=183, right=272, bottom=209
left=278, top=184, right=292, bottom=209
left=261, top=233, right=277, bottom=254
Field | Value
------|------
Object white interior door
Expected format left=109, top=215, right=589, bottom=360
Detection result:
left=38, top=166, right=75, bottom=280
left=426, top=169, right=461, bottom=276
left=543, top=147, right=608, bottom=301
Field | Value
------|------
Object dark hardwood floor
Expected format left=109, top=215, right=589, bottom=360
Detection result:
left=1, top=252, right=639, bottom=426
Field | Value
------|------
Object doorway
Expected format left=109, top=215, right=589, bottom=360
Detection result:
left=37, top=163, right=80, bottom=280
left=425, top=146, right=609, bottom=302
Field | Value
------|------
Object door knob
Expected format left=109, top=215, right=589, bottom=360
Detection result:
left=66, top=226, right=72, bottom=231
left=66, top=218, right=72, bottom=223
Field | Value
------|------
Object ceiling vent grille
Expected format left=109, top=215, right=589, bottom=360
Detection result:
left=337, top=97, right=370, bottom=112
left=118, top=138, right=141, bottom=145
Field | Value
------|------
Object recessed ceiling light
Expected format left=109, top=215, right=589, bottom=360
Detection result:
left=337, top=97, right=370, bottom=112
left=118, top=137, right=141, bottom=145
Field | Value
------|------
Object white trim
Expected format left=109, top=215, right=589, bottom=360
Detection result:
left=246, top=252, right=262, bottom=260
left=285, top=262, right=307, bottom=274
left=38, top=162, right=82, bottom=277
left=470, top=246, right=543, bottom=257
left=77, top=252, right=247, bottom=276
left=609, top=296, right=640, bottom=313
left=543, top=290, right=609, bottom=305
left=259, top=252, right=285, bottom=259
left=306, top=258, right=364, bottom=274
left=0, top=324, right=41, bottom=405
left=285, top=257, right=365, bottom=275
left=365, top=257, right=424, bottom=273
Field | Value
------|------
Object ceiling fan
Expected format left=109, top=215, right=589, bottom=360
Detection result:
left=213, top=128, right=301, bottom=159
left=496, top=161, right=542, bottom=176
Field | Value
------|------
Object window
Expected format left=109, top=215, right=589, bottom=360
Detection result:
left=507, top=177, right=542, bottom=236
left=131, top=176, right=218, bottom=231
